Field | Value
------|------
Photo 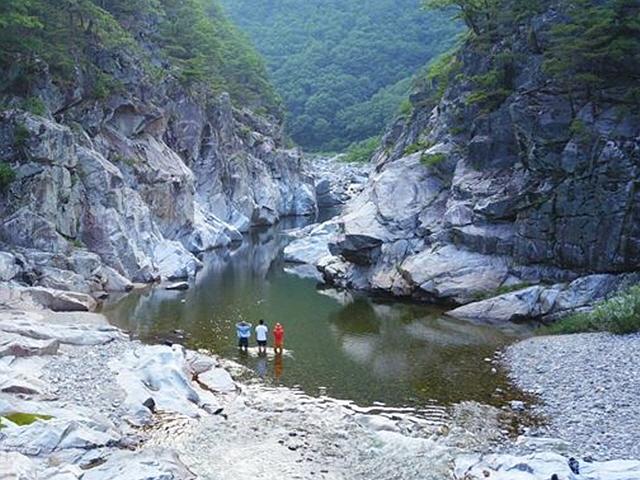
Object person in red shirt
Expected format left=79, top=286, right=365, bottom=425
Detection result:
left=273, top=322, right=284, bottom=354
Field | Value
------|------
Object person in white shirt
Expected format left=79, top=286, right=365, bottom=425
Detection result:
left=255, top=319, right=269, bottom=353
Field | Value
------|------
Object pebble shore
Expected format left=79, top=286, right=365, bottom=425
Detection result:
left=505, top=332, right=640, bottom=460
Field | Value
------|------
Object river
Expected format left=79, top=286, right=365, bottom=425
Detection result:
left=103, top=211, right=531, bottom=417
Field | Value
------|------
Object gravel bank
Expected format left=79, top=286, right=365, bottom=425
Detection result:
left=505, top=332, right=640, bottom=460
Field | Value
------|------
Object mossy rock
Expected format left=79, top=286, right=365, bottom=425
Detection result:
left=2, top=412, right=54, bottom=426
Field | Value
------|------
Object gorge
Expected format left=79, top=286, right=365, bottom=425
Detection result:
left=1, top=0, right=640, bottom=479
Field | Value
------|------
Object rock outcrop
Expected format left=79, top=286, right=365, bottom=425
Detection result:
left=287, top=1, right=640, bottom=321
left=0, top=34, right=316, bottom=298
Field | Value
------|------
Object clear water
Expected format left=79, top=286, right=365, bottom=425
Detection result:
left=103, top=216, right=530, bottom=409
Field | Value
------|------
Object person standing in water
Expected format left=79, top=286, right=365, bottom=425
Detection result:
left=236, top=320, right=252, bottom=352
left=255, top=319, right=268, bottom=353
left=273, top=322, right=284, bottom=354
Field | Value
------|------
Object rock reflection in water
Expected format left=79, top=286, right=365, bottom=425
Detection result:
left=104, top=217, right=529, bottom=409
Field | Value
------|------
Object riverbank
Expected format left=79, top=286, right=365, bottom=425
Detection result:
left=3, top=295, right=640, bottom=479
left=504, top=332, right=640, bottom=461
left=0, top=299, right=506, bottom=479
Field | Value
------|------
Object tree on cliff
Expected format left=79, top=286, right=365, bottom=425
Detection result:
left=544, top=0, right=640, bottom=101
left=0, top=0, right=280, bottom=115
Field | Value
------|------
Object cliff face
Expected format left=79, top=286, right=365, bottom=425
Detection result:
left=0, top=20, right=316, bottom=295
left=290, top=1, right=640, bottom=320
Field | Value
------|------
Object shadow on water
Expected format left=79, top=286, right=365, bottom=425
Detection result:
left=102, top=213, right=533, bottom=410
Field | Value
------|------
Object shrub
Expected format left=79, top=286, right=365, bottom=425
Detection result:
left=14, top=124, right=30, bottom=149
left=0, top=162, right=16, bottom=191
left=22, top=97, right=46, bottom=116
left=343, top=137, right=379, bottom=163
left=404, top=139, right=434, bottom=156
left=543, top=284, right=640, bottom=335
left=420, top=152, right=446, bottom=167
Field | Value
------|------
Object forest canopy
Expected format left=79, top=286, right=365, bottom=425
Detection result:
left=220, top=0, right=461, bottom=151
left=0, top=0, right=280, bottom=115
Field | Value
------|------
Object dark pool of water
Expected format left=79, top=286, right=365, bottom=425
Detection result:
left=103, top=216, right=531, bottom=409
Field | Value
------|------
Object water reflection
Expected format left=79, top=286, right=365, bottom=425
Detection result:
left=103, top=216, right=530, bottom=408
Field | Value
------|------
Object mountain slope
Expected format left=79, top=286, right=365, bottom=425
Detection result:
left=0, top=0, right=315, bottom=297
left=288, top=0, right=640, bottom=321
left=220, top=0, right=461, bottom=151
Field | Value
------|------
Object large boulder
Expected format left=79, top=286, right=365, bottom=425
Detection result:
left=399, top=245, right=510, bottom=304
left=0, top=285, right=97, bottom=312
left=448, top=273, right=640, bottom=323
left=110, top=344, right=221, bottom=423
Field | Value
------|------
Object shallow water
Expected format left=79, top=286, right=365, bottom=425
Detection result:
left=103, top=216, right=530, bottom=410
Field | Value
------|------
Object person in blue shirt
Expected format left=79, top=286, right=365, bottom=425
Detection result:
left=236, top=320, right=252, bottom=351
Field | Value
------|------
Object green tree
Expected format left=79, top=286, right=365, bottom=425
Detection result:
left=543, top=0, right=640, bottom=100
left=423, top=0, right=498, bottom=35
left=220, top=0, right=461, bottom=150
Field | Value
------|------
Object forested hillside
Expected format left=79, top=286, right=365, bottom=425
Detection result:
left=0, top=0, right=280, bottom=115
left=220, top=0, right=461, bottom=151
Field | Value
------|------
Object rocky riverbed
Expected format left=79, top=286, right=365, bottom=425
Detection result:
left=2, top=288, right=640, bottom=479
left=505, top=332, right=640, bottom=462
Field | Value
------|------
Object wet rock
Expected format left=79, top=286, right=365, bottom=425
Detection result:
left=165, top=281, right=189, bottom=291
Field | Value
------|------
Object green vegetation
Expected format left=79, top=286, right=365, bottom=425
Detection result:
left=0, top=162, right=15, bottom=191
left=344, top=137, right=380, bottom=163
left=420, top=152, right=447, bottom=167
left=13, top=123, right=30, bottom=149
left=220, top=0, right=461, bottom=151
left=0, top=0, right=279, bottom=114
left=425, top=0, right=640, bottom=112
left=1, top=412, right=54, bottom=426
left=474, top=283, right=532, bottom=301
left=420, top=49, right=463, bottom=104
left=22, top=97, right=46, bottom=115
left=404, top=140, right=434, bottom=156
left=543, top=0, right=640, bottom=102
left=544, top=285, right=640, bottom=335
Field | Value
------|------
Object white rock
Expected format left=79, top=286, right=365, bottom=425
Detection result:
left=0, top=311, right=125, bottom=346
left=153, top=240, right=202, bottom=280
left=110, top=345, right=204, bottom=421
left=197, top=368, right=236, bottom=393
left=0, top=252, right=21, bottom=281
left=454, top=451, right=640, bottom=480
left=81, top=448, right=195, bottom=480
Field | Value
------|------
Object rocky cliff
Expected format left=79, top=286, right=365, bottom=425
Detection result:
left=0, top=9, right=316, bottom=298
left=288, top=0, right=640, bottom=322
